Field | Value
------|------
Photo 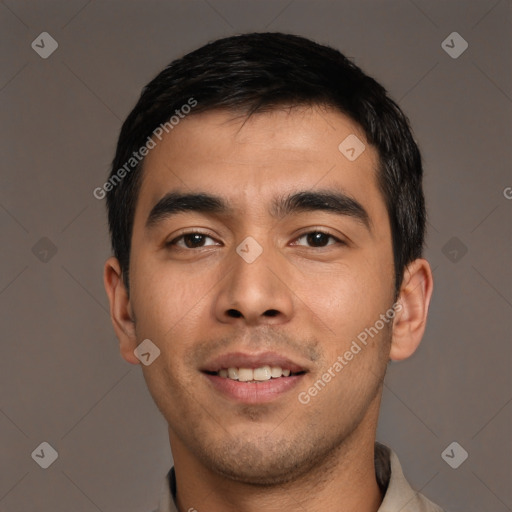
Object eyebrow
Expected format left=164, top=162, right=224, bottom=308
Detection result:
left=145, top=189, right=371, bottom=232
left=145, top=192, right=232, bottom=229
left=271, top=190, right=371, bottom=231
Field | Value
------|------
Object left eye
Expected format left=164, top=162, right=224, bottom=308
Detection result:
left=293, top=231, right=341, bottom=248
left=169, top=233, right=219, bottom=249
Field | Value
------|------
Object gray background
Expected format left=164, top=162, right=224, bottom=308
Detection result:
left=1, top=1, right=511, bottom=511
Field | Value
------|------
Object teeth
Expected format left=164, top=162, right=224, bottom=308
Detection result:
left=217, top=366, right=295, bottom=381
left=238, top=368, right=253, bottom=382
left=253, top=366, right=271, bottom=381
left=270, top=366, right=282, bottom=378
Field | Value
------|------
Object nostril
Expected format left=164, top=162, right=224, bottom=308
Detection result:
left=264, top=309, right=279, bottom=317
left=227, top=309, right=242, bottom=318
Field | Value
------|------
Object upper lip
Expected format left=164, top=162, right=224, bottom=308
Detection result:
left=201, top=351, right=308, bottom=374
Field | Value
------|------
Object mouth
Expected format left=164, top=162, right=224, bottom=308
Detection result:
left=201, top=352, right=308, bottom=403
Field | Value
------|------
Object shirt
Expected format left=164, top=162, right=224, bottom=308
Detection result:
left=153, top=442, right=444, bottom=512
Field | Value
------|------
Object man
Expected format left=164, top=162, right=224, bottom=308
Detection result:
left=103, top=32, right=441, bottom=511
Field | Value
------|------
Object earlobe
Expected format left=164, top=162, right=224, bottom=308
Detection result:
left=103, top=257, right=140, bottom=365
left=389, top=258, right=434, bottom=361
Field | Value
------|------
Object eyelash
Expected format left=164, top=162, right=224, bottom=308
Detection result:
left=166, top=230, right=345, bottom=250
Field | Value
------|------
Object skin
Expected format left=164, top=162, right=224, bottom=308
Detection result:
left=104, top=105, right=433, bottom=512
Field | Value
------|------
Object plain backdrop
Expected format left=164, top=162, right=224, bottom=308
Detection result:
left=1, top=1, right=511, bottom=511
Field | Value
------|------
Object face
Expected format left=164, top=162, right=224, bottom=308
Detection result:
left=119, top=106, right=398, bottom=484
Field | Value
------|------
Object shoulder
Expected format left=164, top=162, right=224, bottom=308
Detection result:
left=378, top=444, right=445, bottom=512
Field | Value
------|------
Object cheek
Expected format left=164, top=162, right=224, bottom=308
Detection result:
left=131, top=258, right=207, bottom=336
left=299, top=256, right=391, bottom=339
left=131, top=267, right=198, bottom=414
left=130, top=260, right=217, bottom=388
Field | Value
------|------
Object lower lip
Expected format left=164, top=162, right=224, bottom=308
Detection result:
left=203, top=373, right=305, bottom=403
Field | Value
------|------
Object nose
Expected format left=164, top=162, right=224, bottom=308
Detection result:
left=213, top=240, right=294, bottom=327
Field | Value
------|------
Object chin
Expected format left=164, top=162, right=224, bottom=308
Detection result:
left=212, top=456, right=309, bottom=487
left=196, top=432, right=335, bottom=487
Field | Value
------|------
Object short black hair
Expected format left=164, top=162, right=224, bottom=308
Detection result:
left=106, top=32, right=425, bottom=297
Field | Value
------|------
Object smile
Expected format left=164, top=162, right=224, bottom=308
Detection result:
left=200, top=351, right=309, bottom=403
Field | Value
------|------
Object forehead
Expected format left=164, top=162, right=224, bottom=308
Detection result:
left=134, top=106, right=384, bottom=225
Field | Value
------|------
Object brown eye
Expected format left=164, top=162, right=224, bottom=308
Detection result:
left=168, top=232, right=219, bottom=249
left=294, top=231, right=341, bottom=248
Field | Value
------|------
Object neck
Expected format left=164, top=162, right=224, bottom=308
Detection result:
left=169, top=400, right=384, bottom=512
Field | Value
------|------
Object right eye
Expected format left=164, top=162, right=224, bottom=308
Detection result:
left=166, top=232, right=221, bottom=250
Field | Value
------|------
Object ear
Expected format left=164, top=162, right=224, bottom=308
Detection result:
left=389, top=258, right=434, bottom=361
left=103, top=257, right=140, bottom=365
